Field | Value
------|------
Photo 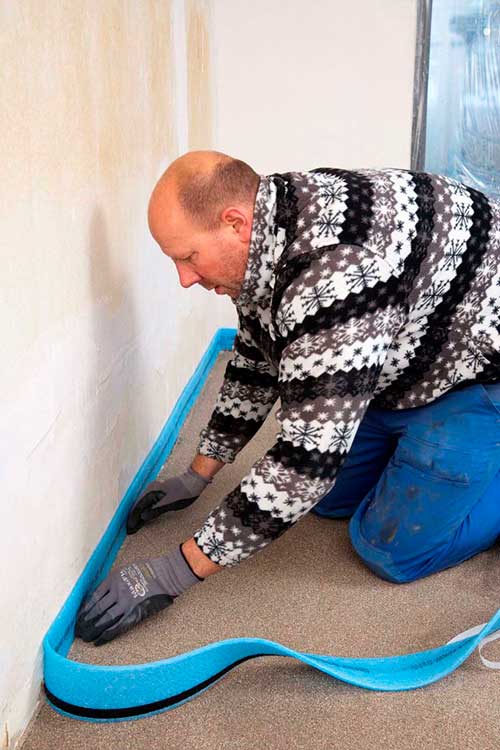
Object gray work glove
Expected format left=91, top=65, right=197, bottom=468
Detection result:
left=75, top=544, right=204, bottom=646
left=126, top=467, right=212, bottom=535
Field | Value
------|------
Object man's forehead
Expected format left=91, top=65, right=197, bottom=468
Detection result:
left=149, top=218, right=182, bottom=256
left=148, top=186, right=183, bottom=244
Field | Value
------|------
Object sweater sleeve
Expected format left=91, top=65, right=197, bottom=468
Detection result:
left=196, top=317, right=279, bottom=465
left=193, top=244, right=405, bottom=567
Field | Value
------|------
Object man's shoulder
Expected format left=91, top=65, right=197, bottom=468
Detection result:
left=267, top=166, right=411, bottom=186
left=266, top=167, right=416, bottom=219
left=267, top=166, right=479, bottom=193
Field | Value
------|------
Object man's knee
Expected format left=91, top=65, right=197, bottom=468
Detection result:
left=349, top=516, right=428, bottom=584
left=354, top=549, right=420, bottom=584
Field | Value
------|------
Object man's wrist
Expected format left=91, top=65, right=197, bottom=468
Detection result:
left=178, top=543, right=204, bottom=581
left=181, top=537, right=221, bottom=578
left=190, top=453, right=225, bottom=481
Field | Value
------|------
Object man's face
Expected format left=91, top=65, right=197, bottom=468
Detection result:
left=148, top=186, right=252, bottom=300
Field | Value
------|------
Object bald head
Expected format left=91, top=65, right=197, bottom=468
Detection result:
left=147, top=151, right=258, bottom=300
left=149, top=150, right=260, bottom=232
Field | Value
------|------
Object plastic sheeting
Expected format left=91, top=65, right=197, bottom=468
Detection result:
left=424, top=0, right=500, bottom=199
left=411, top=0, right=432, bottom=170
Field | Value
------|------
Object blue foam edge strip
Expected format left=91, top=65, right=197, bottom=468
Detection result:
left=42, top=324, right=500, bottom=721
left=42, top=330, right=236, bottom=688
left=45, top=617, right=500, bottom=721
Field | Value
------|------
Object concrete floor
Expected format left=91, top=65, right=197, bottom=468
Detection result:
left=20, top=351, right=500, bottom=749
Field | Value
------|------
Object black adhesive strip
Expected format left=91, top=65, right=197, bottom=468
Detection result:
left=43, top=652, right=268, bottom=719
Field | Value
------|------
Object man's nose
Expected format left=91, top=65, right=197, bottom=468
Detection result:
left=177, top=265, right=202, bottom=289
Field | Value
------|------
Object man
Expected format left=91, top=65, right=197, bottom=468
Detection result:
left=75, top=150, right=500, bottom=646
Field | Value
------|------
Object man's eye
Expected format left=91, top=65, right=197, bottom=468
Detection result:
left=177, top=252, right=195, bottom=264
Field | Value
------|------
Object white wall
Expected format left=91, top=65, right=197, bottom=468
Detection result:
left=211, top=0, right=417, bottom=173
left=0, top=1, right=233, bottom=747
left=2, top=1, right=417, bottom=746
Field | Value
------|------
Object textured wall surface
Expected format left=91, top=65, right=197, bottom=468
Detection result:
left=186, top=0, right=214, bottom=149
left=0, top=2, right=233, bottom=747
left=210, top=0, right=417, bottom=174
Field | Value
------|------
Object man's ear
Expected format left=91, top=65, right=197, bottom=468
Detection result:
left=221, top=206, right=253, bottom=243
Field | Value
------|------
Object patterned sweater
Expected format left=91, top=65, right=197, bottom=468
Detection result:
left=192, top=168, right=500, bottom=568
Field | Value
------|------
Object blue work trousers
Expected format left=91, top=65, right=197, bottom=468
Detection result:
left=312, top=383, right=500, bottom=583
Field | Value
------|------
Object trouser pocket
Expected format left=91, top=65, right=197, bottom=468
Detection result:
left=358, top=432, right=495, bottom=554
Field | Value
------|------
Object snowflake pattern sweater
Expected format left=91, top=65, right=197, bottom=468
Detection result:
left=192, top=167, right=500, bottom=568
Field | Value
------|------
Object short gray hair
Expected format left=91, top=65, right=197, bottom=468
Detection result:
left=177, top=158, right=260, bottom=231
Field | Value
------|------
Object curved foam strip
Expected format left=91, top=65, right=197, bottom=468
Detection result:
left=43, top=607, right=500, bottom=722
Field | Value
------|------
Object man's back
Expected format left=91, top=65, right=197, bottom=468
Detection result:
left=258, top=167, right=500, bottom=409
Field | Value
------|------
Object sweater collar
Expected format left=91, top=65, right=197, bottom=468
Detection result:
left=233, top=175, right=285, bottom=313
